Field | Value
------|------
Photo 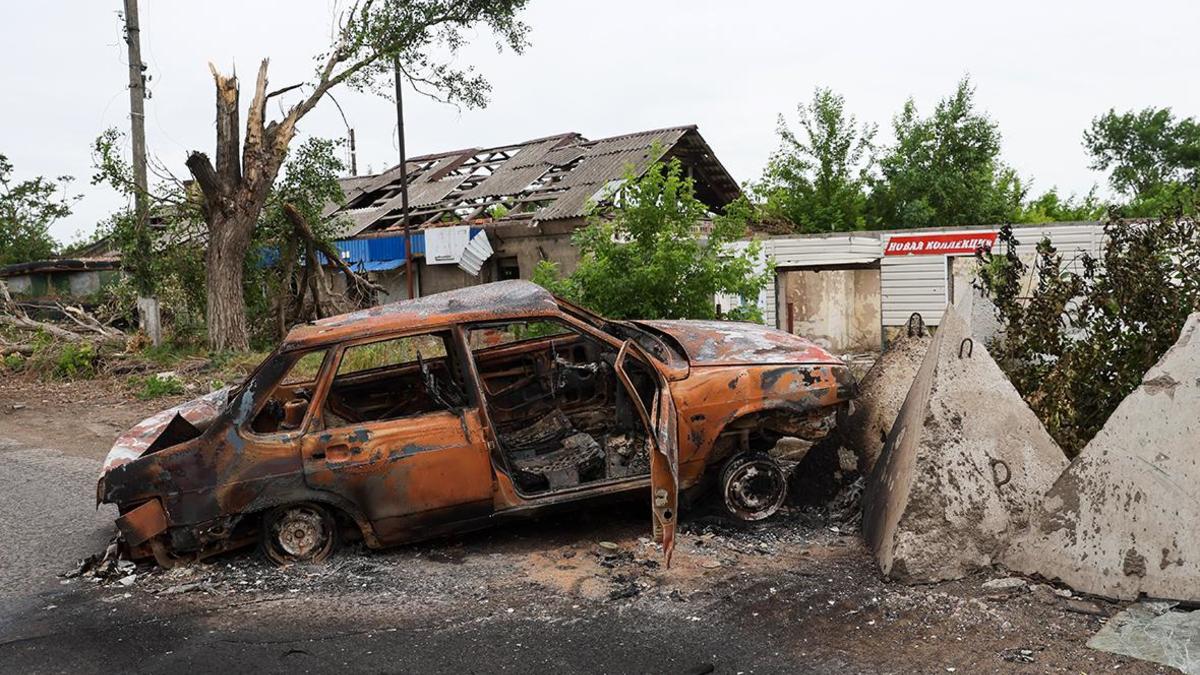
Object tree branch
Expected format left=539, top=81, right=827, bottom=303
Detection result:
left=244, top=59, right=271, bottom=170
left=208, top=63, right=242, bottom=189
left=185, top=151, right=225, bottom=221
left=282, top=203, right=384, bottom=298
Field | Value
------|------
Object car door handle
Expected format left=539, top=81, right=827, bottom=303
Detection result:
left=325, top=444, right=353, bottom=462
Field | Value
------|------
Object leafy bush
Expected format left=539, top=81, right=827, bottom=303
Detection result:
left=2, top=353, right=24, bottom=372
left=976, top=216, right=1200, bottom=454
left=534, top=155, right=771, bottom=321
left=53, top=342, right=98, bottom=379
left=133, top=373, right=186, bottom=400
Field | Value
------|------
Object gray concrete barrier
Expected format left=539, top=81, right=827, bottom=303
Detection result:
left=1006, top=313, right=1200, bottom=602
left=863, top=290, right=1068, bottom=582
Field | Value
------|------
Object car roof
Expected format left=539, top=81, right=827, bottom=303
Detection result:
left=282, top=280, right=561, bottom=349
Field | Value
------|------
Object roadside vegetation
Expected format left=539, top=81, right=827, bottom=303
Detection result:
left=534, top=154, right=771, bottom=321
left=976, top=211, right=1200, bottom=455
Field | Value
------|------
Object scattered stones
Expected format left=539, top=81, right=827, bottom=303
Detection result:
left=981, top=577, right=1027, bottom=591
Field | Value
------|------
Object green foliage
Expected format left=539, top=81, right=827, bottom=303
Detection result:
left=868, top=77, right=1026, bottom=228
left=752, top=88, right=876, bottom=233
left=1084, top=107, right=1200, bottom=199
left=335, top=0, right=531, bottom=110
left=1112, top=181, right=1200, bottom=219
left=1014, top=187, right=1106, bottom=224
left=92, top=129, right=209, bottom=339
left=91, top=130, right=349, bottom=350
left=53, top=342, right=98, bottom=380
left=251, top=137, right=349, bottom=348
left=2, top=353, right=24, bottom=372
left=977, top=215, right=1200, bottom=455
left=534, top=157, right=771, bottom=321
left=132, top=373, right=186, bottom=400
left=0, top=153, right=76, bottom=265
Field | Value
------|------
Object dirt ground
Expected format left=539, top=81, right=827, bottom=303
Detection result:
left=0, top=375, right=1173, bottom=673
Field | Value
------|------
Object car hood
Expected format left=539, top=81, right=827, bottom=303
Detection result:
left=101, top=387, right=230, bottom=476
left=633, top=320, right=842, bottom=366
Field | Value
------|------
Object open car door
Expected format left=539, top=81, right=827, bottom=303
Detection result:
left=614, top=341, right=679, bottom=564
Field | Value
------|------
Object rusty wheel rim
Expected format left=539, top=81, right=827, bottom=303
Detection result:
left=722, top=456, right=786, bottom=521
left=266, top=504, right=334, bottom=563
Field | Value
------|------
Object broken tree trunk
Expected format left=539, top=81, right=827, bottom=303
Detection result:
left=187, top=60, right=297, bottom=352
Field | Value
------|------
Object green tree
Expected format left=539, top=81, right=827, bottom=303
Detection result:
left=1084, top=107, right=1200, bottom=199
left=0, top=154, right=75, bottom=266
left=868, top=77, right=1025, bottom=228
left=1015, top=186, right=1105, bottom=223
left=253, top=137, right=350, bottom=345
left=534, top=158, right=770, bottom=321
left=186, top=1, right=532, bottom=350
left=91, top=131, right=349, bottom=348
left=752, top=88, right=876, bottom=233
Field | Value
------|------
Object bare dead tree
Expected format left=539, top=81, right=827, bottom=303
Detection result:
left=185, top=1, right=531, bottom=350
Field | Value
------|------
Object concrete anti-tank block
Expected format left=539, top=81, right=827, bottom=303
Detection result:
left=844, top=322, right=932, bottom=474
left=1005, top=313, right=1200, bottom=602
left=863, top=291, right=1068, bottom=582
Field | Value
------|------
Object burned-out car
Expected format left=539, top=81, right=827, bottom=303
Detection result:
left=98, top=281, right=856, bottom=566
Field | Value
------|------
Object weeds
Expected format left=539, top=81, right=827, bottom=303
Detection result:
left=53, top=342, right=98, bottom=379
left=132, top=373, right=185, bottom=400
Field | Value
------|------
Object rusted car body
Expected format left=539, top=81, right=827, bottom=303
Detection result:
left=98, top=281, right=856, bottom=566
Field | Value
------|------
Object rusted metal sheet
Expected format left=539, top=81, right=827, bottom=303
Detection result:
left=101, top=386, right=229, bottom=474
left=115, top=499, right=168, bottom=546
left=636, top=319, right=841, bottom=366
left=97, top=281, right=856, bottom=567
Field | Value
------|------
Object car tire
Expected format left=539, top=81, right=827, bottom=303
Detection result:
left=719, top=452, right=787, bottom=522
left=260, top=502, right=339, bottom=565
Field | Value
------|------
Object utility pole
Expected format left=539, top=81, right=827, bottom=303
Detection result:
left=122, top=0, right=160, bottom=344
left=394, top=57, right=414, bottom=300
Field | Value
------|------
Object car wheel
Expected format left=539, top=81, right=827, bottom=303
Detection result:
left=719, top=452, right=787, bottom=521
left=261, top=503, right=338, bottom=565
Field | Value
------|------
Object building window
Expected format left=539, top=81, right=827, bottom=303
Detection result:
left=497, top=257, right=520, bottom=281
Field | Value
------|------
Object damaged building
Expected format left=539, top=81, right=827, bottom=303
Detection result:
left=322, top=125, right=741, bottom=301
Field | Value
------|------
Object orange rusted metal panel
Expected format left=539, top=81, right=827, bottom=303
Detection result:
left=115, top=499, right=168, bottom=547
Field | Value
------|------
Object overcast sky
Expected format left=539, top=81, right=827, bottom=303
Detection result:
left=3, top=0, right=1198, bottom=243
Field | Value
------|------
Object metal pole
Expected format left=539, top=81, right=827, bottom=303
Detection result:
left=394, top=57, right=414, bottom=300
left=122, top=0, right=160, bottom=344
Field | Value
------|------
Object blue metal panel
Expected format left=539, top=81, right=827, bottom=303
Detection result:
left=335, top=238, right=371, bottom=264
left=361, top=259, right=406, bottom=272
left=367, top=236, right=406, bottom=262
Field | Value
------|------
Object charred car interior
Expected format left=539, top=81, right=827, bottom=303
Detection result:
left=471, top=320, right=656, bottom=494
left=97, top=281, right=857, bottom=568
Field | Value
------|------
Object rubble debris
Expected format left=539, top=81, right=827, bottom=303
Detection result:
left=981, top=577, right=1027, bottom=591
left=863, top=290, right=1068, bottom=583
left=62, top=535, right=138, bottom=582
left=999, top=646, right=1042, bottom=664
left=843, top=313, right=933, bottom=473
left=1087, top=601, right=1200, bottom=674
left=1006, top=313, right=1200, bottom=603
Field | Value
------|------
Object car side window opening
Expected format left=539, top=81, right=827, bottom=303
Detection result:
left=250, top=349, right=329, bottom=434
left=321, top=331, right=467, bottom=429
left=469, top=319, right=659, bottom=495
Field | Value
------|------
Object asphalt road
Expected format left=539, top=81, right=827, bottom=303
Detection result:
left=0, top=432, right=834, bottom=675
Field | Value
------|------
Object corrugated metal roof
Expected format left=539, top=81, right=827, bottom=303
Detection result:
left=328, top=125, right=741, bottom=235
